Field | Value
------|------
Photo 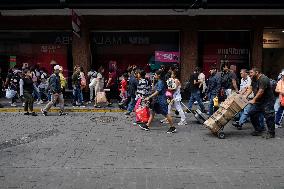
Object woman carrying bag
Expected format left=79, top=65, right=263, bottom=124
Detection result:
left=90, top=66, right=108, bottom=108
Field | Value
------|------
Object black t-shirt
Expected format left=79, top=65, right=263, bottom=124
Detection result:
left=189, top=73, right=200, bottom=92
left=252, top=75, right=275, bottom=104
left=22, top=77, right=34, bottom=94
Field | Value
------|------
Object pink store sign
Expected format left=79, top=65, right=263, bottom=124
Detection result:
left=155, top=51, right=180, bottom=63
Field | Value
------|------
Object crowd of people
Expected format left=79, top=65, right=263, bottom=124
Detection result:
left=0, top=62, right=283, bottom=137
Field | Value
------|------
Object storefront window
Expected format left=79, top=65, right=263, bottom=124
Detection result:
left=198, top=31, right=251, bottom=77
left=91, top=31, right=180, bottom=75
left=263, top=29, right=284, bottom=79
left=0, top=31, right=72, bottom=79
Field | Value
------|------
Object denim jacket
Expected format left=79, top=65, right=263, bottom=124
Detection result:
left=207, top=72, right=221, bottom=96
left=49, top=73, right=62, bottom=94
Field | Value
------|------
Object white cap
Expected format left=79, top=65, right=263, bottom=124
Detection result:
left=54, top=65, right=61, bottom=70
left=281, top=71, right=284, bottom=76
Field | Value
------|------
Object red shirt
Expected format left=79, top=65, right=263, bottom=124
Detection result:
left=120, top=79, right=127, bottom=92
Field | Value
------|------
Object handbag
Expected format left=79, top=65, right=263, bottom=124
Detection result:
left=96, top=92, right=107, bottom=104
left=6, top=88, right=17, bottom=99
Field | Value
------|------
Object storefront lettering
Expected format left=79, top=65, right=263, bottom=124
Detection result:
left=129, top=37, right=149, bottom=45
left=41, top=45, right=61, bottom=53
left=55, top=36, right=73, bottom=45
left=94, top=36, right=122, bottom=45
left=217, top=48, right=249, bottom=55
left=263, top=38, right=280, bottom=44
left=94, top=36, right=149, bottom=45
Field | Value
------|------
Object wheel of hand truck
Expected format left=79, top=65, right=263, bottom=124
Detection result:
left=217, top=131, right=226, bottom=139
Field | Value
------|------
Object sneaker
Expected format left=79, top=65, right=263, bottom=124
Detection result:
left=79, top=105, right=86, bottom=108
left=160, top=118, right=167, bottom=123
left=37, top=100, right=44, bottom=105
left=275, top=124, right=281, bottom=129
left=166, top=127, right=177, bottom=133
left=24, top=112, right=30, bottom=115
left=59, top=111, right=68, bottom=116
left=11, top=103, right=17, bottom=107
left=262, top=132, right=275, bottom=139
left=31, top=112, right=37, bottom=116
left=250, top=131, right=263, bottom=136
left=22, top=103, right=25, bottom=107
left=178, top=120, right=187, bottom=126
left=138, top=124, right=150, bottom=131
left=41, top=108, right=47, bottom=116
left=232, top=122, right=242, bottom=130
left=94, top=105, right=101, bottom=108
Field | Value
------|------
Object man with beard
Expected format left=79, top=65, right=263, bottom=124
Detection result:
left=245, top=67, right=275, bottom=139
left=206, top=65, right=221, bottom=116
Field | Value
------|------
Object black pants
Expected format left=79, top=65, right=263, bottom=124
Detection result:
left=106, top=85, right=118, bottom=102
left=249, top=102, right=275, bottom=135
left=23, top=92, right=34, bottom=112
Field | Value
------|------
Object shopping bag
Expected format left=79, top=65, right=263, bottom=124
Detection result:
left=135, top=106, right=150, bottom=123
left=5, top=88, right=17, bottom=99
left=96, top=92, right=107, bottom=104
left=280, top=95, right=284, bottom=107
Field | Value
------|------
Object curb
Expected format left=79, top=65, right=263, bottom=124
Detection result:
left=0, top=108, right=126, bottom=113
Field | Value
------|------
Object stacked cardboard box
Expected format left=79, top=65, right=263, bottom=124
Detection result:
left=204, top=93, right=248, bottom=133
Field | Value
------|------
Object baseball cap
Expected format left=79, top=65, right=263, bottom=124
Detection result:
left=54, top=65, right=61, bottom=70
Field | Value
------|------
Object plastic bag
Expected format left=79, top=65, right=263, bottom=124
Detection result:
left=5, top=88, right=17, bottom=99
left=96, top=92, right=107, bottom=104
left=135, top=106, right=150, bottom=123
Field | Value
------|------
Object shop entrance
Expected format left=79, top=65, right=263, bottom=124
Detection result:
left=91, top=31, right=180, bottom=75
left=198, top=31, right=251, bottom=77
left=263, top=29, right=284, bottom=79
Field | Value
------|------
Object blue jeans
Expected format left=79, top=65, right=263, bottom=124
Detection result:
left=249, top=103, right=275, bottom=134
left=127, top=96, right=136, bottom=113
left=188, top=90, right=205, bottom=111
left=208, top=93, right=216, bottom=116
left=73, top=86, right=83, bottom=104
left=239, top=103, right=265, bottom=129
left=275, top=105, right=284, bottom=125
left=32, top=84, right=40, bottom=101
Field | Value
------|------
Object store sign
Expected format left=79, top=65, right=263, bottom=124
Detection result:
left=155, top=51, right=180, bottom=62
left=217, top=48, right=249, bottom=55
left=263, top=38, right=280, bottom=44
left=41, top=45, right=62, bottom=53
left=94, top=36, right=149, bottom=45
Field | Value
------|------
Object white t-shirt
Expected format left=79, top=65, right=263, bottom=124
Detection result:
left=198, top=72, right=206, bottom=93
left=240, top=76, right=254, bottom=99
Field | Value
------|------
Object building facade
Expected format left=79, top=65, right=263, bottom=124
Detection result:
left=1, top=1, right=284, bottom=84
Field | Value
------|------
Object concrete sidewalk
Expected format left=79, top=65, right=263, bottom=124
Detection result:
left=0, top=98, right=125, bottom=113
